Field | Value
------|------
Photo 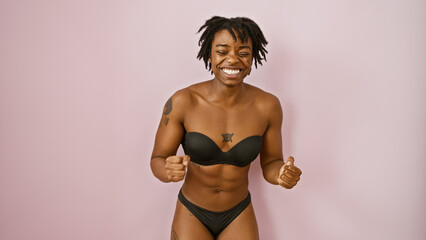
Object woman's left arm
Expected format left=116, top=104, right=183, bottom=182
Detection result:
left=259, top=95, right=302, bottom=189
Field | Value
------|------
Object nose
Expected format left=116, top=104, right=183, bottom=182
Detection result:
left=226, top=53, right=238, bottom=64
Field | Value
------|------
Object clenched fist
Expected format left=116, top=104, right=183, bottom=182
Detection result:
left=165, top=155, right=190, bottom=182
left=277, top=156, right=302, bottom=189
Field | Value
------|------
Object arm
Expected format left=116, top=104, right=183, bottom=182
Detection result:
left=150, top=90, right=189, bottom=183
left=259, top=95, right=302, bottom=188
left=259, top=95, right=285, bottom=185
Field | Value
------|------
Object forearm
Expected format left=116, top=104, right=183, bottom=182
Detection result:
left=262, top=159, right=284, bottom=185
left=150, top=156, right=171, bottom=183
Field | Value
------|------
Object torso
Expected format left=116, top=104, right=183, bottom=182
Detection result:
left=180, top=80, right=270, bottom=211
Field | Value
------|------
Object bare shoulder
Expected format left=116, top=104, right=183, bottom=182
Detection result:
left=169, top=87, right=191, bottom=106
left=245, top=83, right=282, bottom=112
left=178, top=80, right=212, bottom=103
left=166, top=81, right=209, bottom=113
left=170, top=80, right=207, bottom=101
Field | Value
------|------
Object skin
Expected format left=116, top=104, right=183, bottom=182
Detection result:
left=150, top=29, right=302, bottom=240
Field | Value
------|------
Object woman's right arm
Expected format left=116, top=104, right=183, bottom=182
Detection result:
left=150, top=90, right=190, bottom=183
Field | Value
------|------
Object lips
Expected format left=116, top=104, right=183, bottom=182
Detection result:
left=222, top=68, right=241, bottom=75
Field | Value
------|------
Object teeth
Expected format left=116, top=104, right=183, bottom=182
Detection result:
left=222, top=68, right=240, bottom=75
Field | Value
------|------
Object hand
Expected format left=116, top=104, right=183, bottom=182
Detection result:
left=277, top=156, right=302, bottom=189
left=165, top=155, right=190, bottom=182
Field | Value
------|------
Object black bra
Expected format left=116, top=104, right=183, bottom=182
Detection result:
left=182, top=132, right=263, bottom=167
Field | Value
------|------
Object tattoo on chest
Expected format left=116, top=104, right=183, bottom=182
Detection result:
left=222, top=133, right=234, bottom=142
left=161, top=97, right=172, bottom=126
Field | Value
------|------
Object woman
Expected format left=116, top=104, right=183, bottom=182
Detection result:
left=150, top=16, right=302, bottom=240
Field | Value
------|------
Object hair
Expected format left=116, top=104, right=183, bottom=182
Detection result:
left=197, top=16, right=268, bottom=72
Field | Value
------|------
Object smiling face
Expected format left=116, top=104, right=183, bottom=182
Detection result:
left=210, top=29, right=253, bottom=86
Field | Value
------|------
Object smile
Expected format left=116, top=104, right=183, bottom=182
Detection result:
left=222, top=68, right=241, bottom=75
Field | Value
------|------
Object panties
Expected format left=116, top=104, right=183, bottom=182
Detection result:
left=178, top=190, right=251, bottom=237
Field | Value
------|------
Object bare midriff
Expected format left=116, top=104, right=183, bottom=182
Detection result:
left=181, top=162, right=250, bottom=212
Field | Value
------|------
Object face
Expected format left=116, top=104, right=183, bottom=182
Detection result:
left=210, top=29, right=253, bottom=86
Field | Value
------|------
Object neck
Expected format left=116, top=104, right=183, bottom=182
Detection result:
left=208, top=78, right=246, bottom=106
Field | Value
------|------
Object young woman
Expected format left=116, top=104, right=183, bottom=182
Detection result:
left=150, top=16, right=302, bottom=240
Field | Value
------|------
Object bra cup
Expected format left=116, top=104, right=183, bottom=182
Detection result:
left=184, top=132, right=222, bottom=161
left=227, top=136, right=263, bottom=166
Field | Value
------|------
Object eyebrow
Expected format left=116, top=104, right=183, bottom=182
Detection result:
left=215, top=44, right=251, bottom=49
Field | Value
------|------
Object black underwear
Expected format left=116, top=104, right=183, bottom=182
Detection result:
left=182, top=131, right=263, bottom=167
left=178, top=190, right=251, bottom=237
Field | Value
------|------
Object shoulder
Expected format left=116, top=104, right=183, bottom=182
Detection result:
left=169, top=87, right=191, bottom=106
left=245, top=83, right=282, bottom=112
left=245, top=84, right=283, bottom=126
left=170, top=81, right=208, bottom=103
left=166, top=81, right=210, bottom=113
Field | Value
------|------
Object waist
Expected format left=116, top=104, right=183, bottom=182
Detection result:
left=181, top=181, right=249, bottom=212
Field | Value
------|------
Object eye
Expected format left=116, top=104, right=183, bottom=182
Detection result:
left=216, top=51, right=227, bottom=55
left=239, top=52, right=250, bottom=57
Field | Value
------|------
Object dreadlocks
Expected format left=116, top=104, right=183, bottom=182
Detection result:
left=197, top=16, right=268, bottom=72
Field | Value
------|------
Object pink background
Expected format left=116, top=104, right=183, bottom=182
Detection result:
left=1, top=0, right=425, bottom=239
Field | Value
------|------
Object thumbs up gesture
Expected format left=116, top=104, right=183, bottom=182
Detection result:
left=165, top=155, right=190, bottom=182
left=277, top=156, right=302, bottom=189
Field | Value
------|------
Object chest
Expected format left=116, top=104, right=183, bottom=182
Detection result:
left=182, top=103, right=268, bottom=152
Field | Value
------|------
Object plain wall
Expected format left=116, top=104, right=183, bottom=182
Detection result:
left=1, top=0, right=425, bottom=239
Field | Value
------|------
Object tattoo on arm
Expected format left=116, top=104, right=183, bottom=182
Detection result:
left=222, top=133, right=234, bottom=142
left=172, top=227, right=179, bottom=240
left=161, top=97, right=173, bottom=126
